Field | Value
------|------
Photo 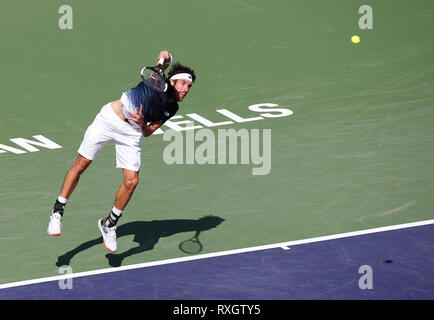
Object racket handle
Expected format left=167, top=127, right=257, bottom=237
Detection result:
left=140, top=66, right=146, bottom=77
left=158, top=57, right=165, bottom=66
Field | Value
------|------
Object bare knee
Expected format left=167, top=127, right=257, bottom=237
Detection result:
left=123, top=173, right=139, bottom=191
left=72, top=155, right=92, bottom=175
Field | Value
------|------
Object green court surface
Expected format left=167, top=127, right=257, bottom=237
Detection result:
left=0, top=0, right=433, bottom=285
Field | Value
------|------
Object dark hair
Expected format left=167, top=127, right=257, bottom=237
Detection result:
left=167, top=62, right=196, bottom=82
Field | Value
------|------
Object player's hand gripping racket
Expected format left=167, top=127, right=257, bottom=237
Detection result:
left=140, top=57, right=168, bottom=93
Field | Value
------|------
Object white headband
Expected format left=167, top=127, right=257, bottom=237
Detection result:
left=170, top=73, right=193, bottom=83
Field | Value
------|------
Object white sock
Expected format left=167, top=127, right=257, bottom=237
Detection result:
left=112, top=206, right=122, bottom=216
left=58, top=196, right=68, bottom=204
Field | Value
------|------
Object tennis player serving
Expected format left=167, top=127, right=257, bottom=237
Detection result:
left=47, top=50, right=196, bottom=253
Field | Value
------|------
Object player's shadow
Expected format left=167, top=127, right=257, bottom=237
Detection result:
left=55, top=215, right=224, bottom=267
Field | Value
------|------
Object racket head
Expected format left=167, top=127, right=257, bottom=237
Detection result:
left=140, top=66, right=168, bottom=93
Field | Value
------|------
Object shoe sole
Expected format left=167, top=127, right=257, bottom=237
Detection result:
left=97, top=219, right=116, bottom=253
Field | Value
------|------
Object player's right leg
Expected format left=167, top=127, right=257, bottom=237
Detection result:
left=47, top=155, right=92, bottom=236
left=48, top=103, right=113, bottom=236
left=60, top=155, right=93, bottom=199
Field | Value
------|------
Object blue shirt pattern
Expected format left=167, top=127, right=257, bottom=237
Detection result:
left=125, top=82, right=179, bottom=123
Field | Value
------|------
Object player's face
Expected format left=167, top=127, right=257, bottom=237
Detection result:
left=170, top=79, right=192, bottom=102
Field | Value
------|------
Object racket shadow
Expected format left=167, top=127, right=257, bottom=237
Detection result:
left=55, top=215, right=224, bottom=268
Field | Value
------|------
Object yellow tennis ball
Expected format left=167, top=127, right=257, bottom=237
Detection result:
left=351, top=35, right=360, bottom=44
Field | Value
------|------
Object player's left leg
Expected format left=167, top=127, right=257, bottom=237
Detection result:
left=98, top=169, right=139, bottom=253
left=98, top=106, right=142, bottom=252
left=113, top=169, right=139, bottom=213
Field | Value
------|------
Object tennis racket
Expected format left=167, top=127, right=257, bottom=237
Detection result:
left=140, top=57, right=168, bottom=93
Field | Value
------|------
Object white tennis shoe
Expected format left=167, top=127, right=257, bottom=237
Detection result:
left=47, top=212, right=62, bottom=236
left=98, top=219, right=117, bottom=253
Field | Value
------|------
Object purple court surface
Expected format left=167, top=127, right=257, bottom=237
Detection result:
left=0, top=222, right=433, bottom=300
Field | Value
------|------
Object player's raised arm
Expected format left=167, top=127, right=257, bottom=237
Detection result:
left=157, top=50, right=172, bottom=72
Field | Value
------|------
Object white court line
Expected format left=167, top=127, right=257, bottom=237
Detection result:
left=0, top=218, right=433, bottom=290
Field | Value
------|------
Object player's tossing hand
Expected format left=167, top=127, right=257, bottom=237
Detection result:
left=127, top=104, right=163, bottom=137
left=127, top=104, right=145, bottom=127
